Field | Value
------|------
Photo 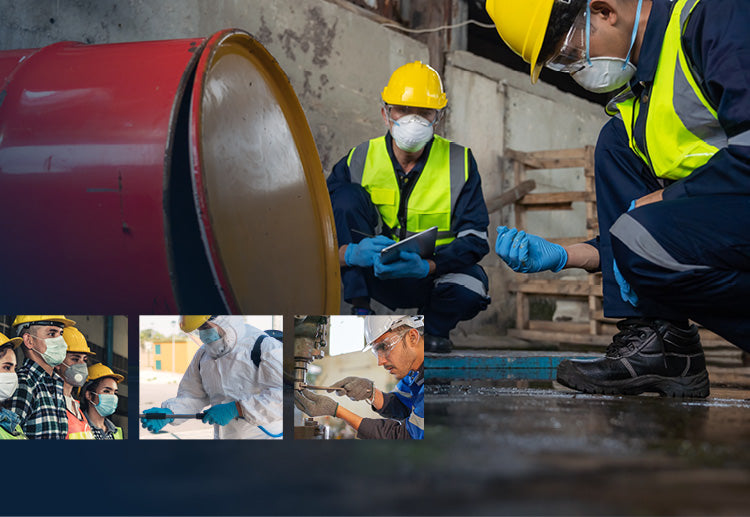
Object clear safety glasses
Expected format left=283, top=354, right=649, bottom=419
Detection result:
left=544, top=7, right=589, bottom=74
left=384, top=104, right=440, bottom=126
left=370, top=330, right=408, bottom=358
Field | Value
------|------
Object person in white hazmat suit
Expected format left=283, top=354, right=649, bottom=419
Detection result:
left=140, top=315, right=283, bottom=439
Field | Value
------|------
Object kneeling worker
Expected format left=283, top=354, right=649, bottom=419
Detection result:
left=327, top=61, right=491, bottom=353
left=140, top=316, right=283, bottom=439
left=295, top=315, right=424, bottom=439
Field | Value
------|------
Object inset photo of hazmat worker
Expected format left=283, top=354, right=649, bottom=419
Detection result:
left=0, top=315, right=128, bottom=440
left=293, top=315, right=424, bottom=439
left=139, top=315, right=283, bottom=440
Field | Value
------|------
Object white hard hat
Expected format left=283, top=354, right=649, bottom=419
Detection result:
left=364, top=315, right=424, bottom=348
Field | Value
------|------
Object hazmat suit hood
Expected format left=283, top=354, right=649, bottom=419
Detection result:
left=193, top=315, right=240, bottom=359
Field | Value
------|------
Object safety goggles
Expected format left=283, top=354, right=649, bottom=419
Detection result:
left=370, top=330, right=408, bottom=358
left=384, top=104, right=440, bottom=126
left=544, top=6, right=588, bottom=74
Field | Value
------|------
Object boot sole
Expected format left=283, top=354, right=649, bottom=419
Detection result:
left=557, top=361, right=710, bottom=398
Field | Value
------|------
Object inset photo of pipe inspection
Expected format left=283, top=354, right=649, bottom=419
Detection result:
left=293, top=315, right=424, bottom=440
left=0, top=315, right=128, bottom=440
left=139, top=315, right=283, bottom=440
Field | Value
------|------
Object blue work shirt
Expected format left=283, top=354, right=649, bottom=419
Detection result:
left=327, top=132, right=490, bottom=276
left=357, top=365, right=424, bottom=440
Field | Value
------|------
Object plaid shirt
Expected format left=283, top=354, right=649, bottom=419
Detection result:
left=9, top=359, right=67, bottom=439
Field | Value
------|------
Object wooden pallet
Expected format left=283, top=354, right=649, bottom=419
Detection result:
left=503, top=147, right=735, bottom=354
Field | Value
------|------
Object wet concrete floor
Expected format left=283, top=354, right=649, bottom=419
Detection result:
left=418, top=354, right=750, bottom=516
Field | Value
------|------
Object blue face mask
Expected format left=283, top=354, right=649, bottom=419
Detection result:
left=198, top=327, right=222, bottom=344
left=93, top=393, right=118, bottom=417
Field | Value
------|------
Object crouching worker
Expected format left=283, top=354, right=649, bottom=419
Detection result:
left=140, top=316, right=283, bottom=439
left=295, top=315, right=424, bottom=439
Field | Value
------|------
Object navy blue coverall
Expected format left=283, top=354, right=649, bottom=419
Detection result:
left=591, top=0, right=750, bottom=350
left=327, top=133, right=490, bottom=338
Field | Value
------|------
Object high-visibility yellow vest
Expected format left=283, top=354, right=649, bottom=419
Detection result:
left=347, top=135, right=468, bottom=247
left=113, top=426, right=123, bottom=440
left=0, top=424, right=26, bottom=439
left=612, top=0, right=726, bottom=179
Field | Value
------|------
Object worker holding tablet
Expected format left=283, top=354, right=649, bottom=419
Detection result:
left=327, top=61, right=491, bottom=353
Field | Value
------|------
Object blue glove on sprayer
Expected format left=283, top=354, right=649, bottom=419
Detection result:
left=495, top=226, right=568, bottom=273
left=344, top=235, right=395, bottom=267
left=141, top=407, right=174, bottom=433
left=202, top=402, right=240, bottom=426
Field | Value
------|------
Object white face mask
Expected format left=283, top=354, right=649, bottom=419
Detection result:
left=33, top=335, right=68, bottom=367
left=572, top=0, right=642, bottom=93
left=0, top=372, right=18, bottom=401
left=572, top=57, right=637, bottom=93
left=390, top=114, right=434, bottom=153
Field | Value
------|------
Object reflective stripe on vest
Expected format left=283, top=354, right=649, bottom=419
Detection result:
left=614, top=0, right=724, bottom=179
left=347, top=135, right=468, bottom=246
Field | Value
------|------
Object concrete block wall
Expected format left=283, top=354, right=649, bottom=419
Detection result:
left=0, top=0, right=609, bottom=336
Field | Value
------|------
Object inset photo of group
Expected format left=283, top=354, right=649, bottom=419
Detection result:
left=139, top=315, right=283, bottom=440
left=293, top=315, right=424, bottom=440
left=0, top=315, right=128, bottom=440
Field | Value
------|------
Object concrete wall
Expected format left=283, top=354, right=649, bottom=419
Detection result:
left=0, top=1, right=610, bottom=336
left=443, top=51, right=608, bottom=335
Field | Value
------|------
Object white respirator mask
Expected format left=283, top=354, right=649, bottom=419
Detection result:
left=0, top=372, right=18, bottom=401
left=389, top=114, right=434, bottom=153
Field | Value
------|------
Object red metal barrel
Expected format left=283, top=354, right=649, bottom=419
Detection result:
left=0, top=29, right=340, bottom=315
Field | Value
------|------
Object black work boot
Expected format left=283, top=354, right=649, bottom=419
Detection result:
left=557, top=318, right=710, bottom=397
left=425, top=334, right=453, bottom=354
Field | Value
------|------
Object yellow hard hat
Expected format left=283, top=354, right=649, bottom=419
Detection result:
left=382, top=61, right=447, bottom=110
left=0, top=332, right=22, bottom=350
left=179, top=315, right=212, bottom=333
left=485, top=0, right=586, bottom=83
left=13, top=315, right=76, bottom=332
left=86, top=362, right=124, bottom=384
left=62, top=327, right=93, bottom=355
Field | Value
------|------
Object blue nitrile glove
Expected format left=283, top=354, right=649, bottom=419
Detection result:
left=613, top=258, right=638, bottom=307
left=202, top=402, right=240, bottom=426
left=344, top=235, right=396, bottom=267
left=495, top=226, right=567, bottom=273
left=373, top=250, right=430, bottom=279
left=141, top=407, right=174, bottom=433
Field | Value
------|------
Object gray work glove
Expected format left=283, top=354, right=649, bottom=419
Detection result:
left=330, top=376, right=374, bottom=401
left=294, top=389, right=338, bottom=417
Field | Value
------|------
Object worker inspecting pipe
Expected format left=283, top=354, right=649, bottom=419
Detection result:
left=294, top=315, right=424, bottom=439
left=487, top=0, right=750, bottom=397
left=140, top=316, right=283, bottom=439
left=9, top=316, right=76, bottom=439
left=327, top=61, right=491, bottom=354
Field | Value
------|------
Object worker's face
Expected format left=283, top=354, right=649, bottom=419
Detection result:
left=0, top=347, right=16, bottom=373
left=64, top=352, right=88, bottom=365
left=88, top=377, right=118, bottom=405
left=23, top=325, right=64, bottom=353
left=375, top=328, right=419, bottom=380
left=199, top=321, right=225, bottom=338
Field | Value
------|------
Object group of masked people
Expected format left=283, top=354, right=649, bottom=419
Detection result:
left=0, top=315, right=124, bottom=439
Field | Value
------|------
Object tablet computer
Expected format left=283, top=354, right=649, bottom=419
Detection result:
left=379, top=226, right=438, bottom=264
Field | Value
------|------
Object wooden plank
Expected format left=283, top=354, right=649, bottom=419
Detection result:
left=509, top=279, right=601, bottom=296
left=518, top=191, right=592, bottom=205
left=516, top=291, right=529, bottom=330
left=508, top=328, right=612, bottom=346
left=506, top=148, right=588, bottom=169
left=486, top=179, right=536, bottom=213
left=529, top=320, right=590, bottom=334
